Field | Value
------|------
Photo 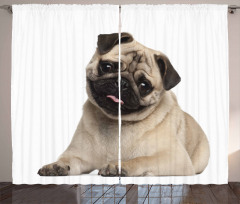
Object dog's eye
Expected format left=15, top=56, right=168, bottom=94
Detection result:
left=139, top=81, right=153, bottom=97
left=100, top=63, right=113, bottom=73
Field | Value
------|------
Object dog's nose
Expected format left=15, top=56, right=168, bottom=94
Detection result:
left=114, top=78, right=130, bottom=90
left=121, top=78, right=129, bottom=90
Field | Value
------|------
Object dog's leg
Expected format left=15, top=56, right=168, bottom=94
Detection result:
left=99, top=150, right=195, bottom=177
left=38, top=154, right=92, bottom=176
left=37, top=159, right=71, bottom=176
left=38, top=136, right=101, bottom=176
left=38, top=114, right=105, bottom=176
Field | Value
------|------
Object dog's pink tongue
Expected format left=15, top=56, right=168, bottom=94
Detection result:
left=107, top=95, right=124, bottom=105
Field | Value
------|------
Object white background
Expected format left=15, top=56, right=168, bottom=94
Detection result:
left=11, top=4, right=228, bottom=184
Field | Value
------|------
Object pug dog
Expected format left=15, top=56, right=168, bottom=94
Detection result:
left=38, top=33, right=210, bottom=177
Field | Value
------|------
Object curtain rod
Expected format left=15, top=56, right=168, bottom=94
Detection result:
left=0, top=4, right=240, bottom=14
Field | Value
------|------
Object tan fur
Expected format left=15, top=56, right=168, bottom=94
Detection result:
left=39, top=35, right=210, bottom=176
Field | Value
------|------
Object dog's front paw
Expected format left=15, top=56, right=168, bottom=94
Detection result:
left=98, top=163, right=128, bottom=177
left=38, top=162, right=70, bottom=176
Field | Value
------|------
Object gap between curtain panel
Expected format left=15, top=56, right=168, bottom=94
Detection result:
left=118, top=5, right=122, bottom=184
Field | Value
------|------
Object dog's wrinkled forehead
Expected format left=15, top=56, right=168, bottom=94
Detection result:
left=121, top=46, right=155, bottom=74
left=98, top=32, right=157, bottom=74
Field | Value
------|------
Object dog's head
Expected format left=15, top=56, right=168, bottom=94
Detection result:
left=86, top=33, right=181, bottom=121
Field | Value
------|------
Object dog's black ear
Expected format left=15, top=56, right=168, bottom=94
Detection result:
left=97, top=32, right=133, bottom=55
left=154, top=54, right=181, bottom=90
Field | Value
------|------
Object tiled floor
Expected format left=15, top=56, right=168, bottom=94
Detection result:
left=0, top=182, right=240, bottom=203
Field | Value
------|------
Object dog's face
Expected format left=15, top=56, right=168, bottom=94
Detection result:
left=86, top=33, right=181, bottom=121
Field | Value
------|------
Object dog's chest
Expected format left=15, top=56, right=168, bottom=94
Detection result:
left=120, top=123, right=152, bottom=159
left=97, top=120, right=119, bottom=157
left=97, top=120, right=150, bottom=161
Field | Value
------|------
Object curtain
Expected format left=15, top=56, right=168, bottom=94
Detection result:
left=12, top=4, right=228, bottom=185
left=12, top=4, right=119, bottom=184
left=121, top=5, right=228, bottom=184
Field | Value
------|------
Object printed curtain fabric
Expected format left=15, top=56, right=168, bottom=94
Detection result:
left=120, top=5, right=228, bottom=184
left=11, top=4, right=228, bottom=184
left=12, top=4, right=119, bottom=184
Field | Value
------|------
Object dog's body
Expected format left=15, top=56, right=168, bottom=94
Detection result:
left=38, top=33, right=209, bottom=176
